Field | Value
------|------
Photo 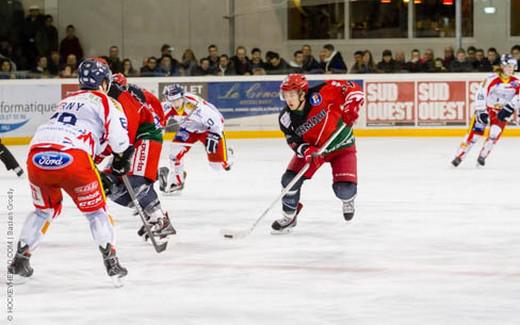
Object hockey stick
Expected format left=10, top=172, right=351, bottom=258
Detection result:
left=121, top=175, right=167, bottom=253
left=221, top=124, right=347, bottom=239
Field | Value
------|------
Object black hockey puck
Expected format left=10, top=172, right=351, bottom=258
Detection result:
left=224, top=234, right=234, bottom=239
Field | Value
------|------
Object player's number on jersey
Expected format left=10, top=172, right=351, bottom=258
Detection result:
left=51, top=112, right=77, bottom=126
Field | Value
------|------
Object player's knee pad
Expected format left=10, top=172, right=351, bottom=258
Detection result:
left=489, top=124, right=502, bottom=139
left=19, top=208, right=55, bottom=251
left=281, top=171, right=305, bottom=213
left=84, top=208, right=115, bottom=247
left=332, top=182, right=357, bottom=201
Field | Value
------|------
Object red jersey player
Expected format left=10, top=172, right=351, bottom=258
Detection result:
left=452, top=54, right=519, bottom=167
left=272, top=74, right=363, bottom=233
left=8, top=59, right=133, bottom=283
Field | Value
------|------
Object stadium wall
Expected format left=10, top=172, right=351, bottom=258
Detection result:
left=1, top=73, right=520, bottom=145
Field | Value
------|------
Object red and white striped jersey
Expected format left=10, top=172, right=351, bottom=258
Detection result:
left=474, top=73, right=520, bottom=112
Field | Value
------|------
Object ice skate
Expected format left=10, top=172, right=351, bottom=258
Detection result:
left=138, top=212, right=176, bottom=241
left=99, top=244, right=127, bottom=287
left=477, top=155, right=486, bottom=167
left=451, top=157, right=462, bottom=167
left=271, top=203, right=303, bottom=234
left=342, top=198, right=355, bottom=221
left=159, top=167, right=187, bottom=195
left=8, top=242, right=33, bottom=278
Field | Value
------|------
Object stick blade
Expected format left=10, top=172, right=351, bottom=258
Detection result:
left=220, top=228, right=250, bottom=240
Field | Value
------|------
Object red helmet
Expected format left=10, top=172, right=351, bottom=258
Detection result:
left=112, top=73, right=128, bottom=89
left=280, top=73, right=308, bottom=94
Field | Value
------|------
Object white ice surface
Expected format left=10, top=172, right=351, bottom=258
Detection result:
left=0, top=138, right=519, bottom=325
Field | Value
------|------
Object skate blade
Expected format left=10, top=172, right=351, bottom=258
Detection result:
left=161, top=190, right=183, bottom=197
left=110, top=275, right=125, bottom=288
left=7, top=274, right=31, bottom=285
left=270, top=228, right=294, bottom=235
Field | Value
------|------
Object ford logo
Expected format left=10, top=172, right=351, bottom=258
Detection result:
left=33, top=152, right=74, bottom=170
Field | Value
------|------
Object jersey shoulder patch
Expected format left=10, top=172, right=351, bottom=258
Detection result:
left=280, top=111, right=291, bottom=129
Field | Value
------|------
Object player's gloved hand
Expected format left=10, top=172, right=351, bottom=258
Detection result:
left=98, top=171, right=114, bottom=195
left=206, top=132, right=220, bottom=154
left=304, top=146, right=325, bottom=167
left=497, top=104, right=515, bottom=121
left=475, top=110, right=489, bottom=125
left=111, top=146, right=135, bottom=176
left=342, top=105, right=359, bottom=126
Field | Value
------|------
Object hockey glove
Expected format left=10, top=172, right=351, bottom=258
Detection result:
left=497, top=104, right=515, bottom=121
left=111, top=146, right=135, bottom=176
left=304, top=146, right=325, bottom=167
left=342, top=106, right=359, bottom=126
left=206, top=132, right=221, bottom=154
left=475, top=110, right=489, bottom=125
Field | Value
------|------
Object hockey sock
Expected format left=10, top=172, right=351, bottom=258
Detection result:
left=85, top=209, right=115, bottom=248
left=19, top=209, right=55, bottom=252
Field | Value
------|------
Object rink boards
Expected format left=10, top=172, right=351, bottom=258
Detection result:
left=1, top=73, right=519, bottom=145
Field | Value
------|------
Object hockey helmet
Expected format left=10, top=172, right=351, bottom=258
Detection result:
left=112, top=73, right=128, bottom=90
left=163, top=84, right=185, bottom=102
left=78, top=58, right=112, bottom=90
left=500, top=54, right=518, bottom=68
left=280, top=73, right=309, bottom=94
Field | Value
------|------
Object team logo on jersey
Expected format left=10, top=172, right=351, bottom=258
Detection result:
left=176, top=130, right=190, bottom=141
left=32, top=152, right=73, bottom=170
left=309, top=93, right=322, bottom=106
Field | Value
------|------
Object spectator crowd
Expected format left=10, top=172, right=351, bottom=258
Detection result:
left=1, top=6, right=519, bottom=79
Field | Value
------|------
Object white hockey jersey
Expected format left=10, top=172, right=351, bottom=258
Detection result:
left=30, top=90, right=130, bottom=157
left=162, top=92, right=224, bottom=136
left=474, top=73, right=520, bottom=112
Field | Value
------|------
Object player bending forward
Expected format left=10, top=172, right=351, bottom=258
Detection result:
left=8, top=59, right=133, bottom=282
left=158, top=84, right=233, bottom=194
left=101, top=73, right=175, bottom=240
left=272, top=74, right=362, bottom=233
left=452, top=54, right=519, bottom=167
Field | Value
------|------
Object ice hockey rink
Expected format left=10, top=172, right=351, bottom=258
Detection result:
left=1, top=137, right=519, bottom=325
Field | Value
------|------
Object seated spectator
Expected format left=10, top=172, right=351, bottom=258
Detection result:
left=321, top=44, right=347, bottom=73
left=32, top=55, right=49, bottom=77
left=301, top=44, right=321, bottom=73
left=288, top=50, right=304, bottom=73
left=264, top=51, right=289, bottom=74
left=158, top=55, right=176, bottom=76
left=511, top=45, right=520, bottom=72
left=405, top=49, right=423, bottom=72
left=231, top=46, right=251, bottom=75
left=473, top=49, right=492, bottom=72
left=377, top=49, right=397, bottom=73
left=394, top=50, right=407, bottom=72
left=0, top=59, right=15, bottom=79
left=59, top=64, right=78, bottom=78
left=191, top=57, right=213, bottom=76
left=66, top=54, right=78, bottom=68
left=449, top=48, right=474, bottom=72
left=122, top=58, right=137, bottom=77
left=252, top=67, right=266, bottom=75
left=140, top=56, right=160, bottom=76
left=47, top=50, right=60, bottom=76
left=351, top=50, right=378, bottom=73
left=250, top=48, right=264, bottom=70
left=0, top=40, right=18, bottom=71
left=216, top=54, right=235, bottom=76
left=421, top=48, right=435, bottom=72
left=59, top=25, right=83, bottom=64
left=180, top=49, right=198, bottom=76
left=443, top=46, right=455, bottom=69
left=206, top=44, right=219, bottom=70
left=349, top=50, right=364, bottom=73
left=487, top=47, right=500, bottom=71
left=466, top=46, right=477, bottom=66
left=433, top=58, right=447, bottom=72
left=107, top=45, right=123, bottom=73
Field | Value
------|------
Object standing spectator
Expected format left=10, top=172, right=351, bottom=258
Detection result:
left=394, top=50, right=407, bottom=72
left=288, top=50, right=304, bottom=73
left=47, top=50, right=60, bottom=76
left=0, top=59, right=15, bottom=79
left=349, top=50, right=364, bottom=73
left=405, top=49, right=423, bottom=72
left=301, top=44, right=321, bottom=73
left=487, top=47, right=500, bottom=71
left=31, top=55, right=49, bottom=77
left=321, top=44, right=347, bottom=73
left=231, top=46, right=251, bottom=75
left=206, top=44, right=219, bottom=70
left=107, top=45, right=123, bottom=73
left=37, top=15, right=58, bottom=57
left=180, top=49, right=198, bottom=76
left=59, top=25, right=83, bottom=64
left=473, top=49, right=492, bottom=72
left=122, top=58, right=137, bottom=77
left=421, top=48, right=435, bottom=72
left=377, top=49, right=397, bottom=73
left=140, top=56, right=159, bottom=76
left=191, top=58, right=213, bottom=76
left=264, top=51, right=289, bottom=74
left=511, top=45, right=520, bottom=72
left=449, top=48, right=473, bottom=72
left=23, top=5, right=44, bottom=68
left=443, top=46, right=455, bottom=69
left=250, top=48, right=264, bottom=70
left=216, top=54, right=235, bottom=76
left=160, top=44, right=174, bottom=58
